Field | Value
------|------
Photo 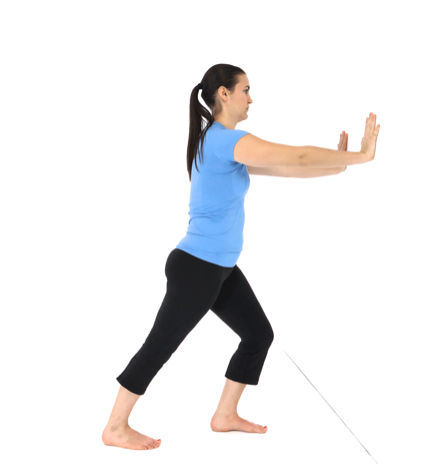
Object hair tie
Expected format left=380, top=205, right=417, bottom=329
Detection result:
left=198, top=83, right=203, bottom=89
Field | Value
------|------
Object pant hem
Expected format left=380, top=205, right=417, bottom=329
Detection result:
left=116, top=377, right=144, bottom=396
left=225, top=374, right=259, bottom=385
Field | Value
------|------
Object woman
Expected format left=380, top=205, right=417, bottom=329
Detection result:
left=102, top=64, right=380, bottom=451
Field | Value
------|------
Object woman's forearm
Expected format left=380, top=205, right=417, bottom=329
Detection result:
left=283, top=166, right=347, bottom=178
left=301, top=145, right=366, bottom=168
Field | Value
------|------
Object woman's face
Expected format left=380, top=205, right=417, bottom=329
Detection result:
left=234, top=75, right=253, bottom=119
left=214, top=74, right=253, bottom=124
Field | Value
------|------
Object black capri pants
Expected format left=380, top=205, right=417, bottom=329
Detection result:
left=116, top=248, right=274, bottom=396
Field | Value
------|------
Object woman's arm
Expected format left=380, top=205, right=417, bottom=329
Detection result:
left=242, top=129, right=351, bottom=176
left=246, top=165, right=347, bottom=178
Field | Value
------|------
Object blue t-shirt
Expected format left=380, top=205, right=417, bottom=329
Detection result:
left=176, top=121, right=250, bottom=267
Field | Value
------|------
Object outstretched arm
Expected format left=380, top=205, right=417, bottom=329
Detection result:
left=244, top=129, right=350, bottom=177
left=246, top=165, right=346, bottom=178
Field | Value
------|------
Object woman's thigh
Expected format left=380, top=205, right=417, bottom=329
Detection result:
left=210, top=265, right=274, bottom=343
left=150, top=249, right=233, bottom=339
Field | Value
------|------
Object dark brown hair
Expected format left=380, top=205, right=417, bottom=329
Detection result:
left=187, top=64, right=246, bottom=180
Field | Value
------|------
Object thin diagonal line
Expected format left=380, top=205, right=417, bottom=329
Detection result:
left=283, top=350, right=378, bottom=464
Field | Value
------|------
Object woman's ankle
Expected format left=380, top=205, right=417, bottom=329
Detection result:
left=106, top=419, right=129, bottom=430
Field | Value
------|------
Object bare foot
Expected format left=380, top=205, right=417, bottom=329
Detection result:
left=102, top=424, right=162, bottom=450
left=210, top=413, right=267, bottom=434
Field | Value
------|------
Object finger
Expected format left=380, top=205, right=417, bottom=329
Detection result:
left=373, top=114, right=379, bottom=133
left=370, top=114, right=379, bottom=135
left=374, top=123, right=380, bottom=137
left=366, top=114, right=374, bottom=134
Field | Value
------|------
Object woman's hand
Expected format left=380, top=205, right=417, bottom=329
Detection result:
left=360, top=113, right=380, bottom=161
left=337, top=130, right=348, bottom=151
left=336, top=131, right=348, bottom=171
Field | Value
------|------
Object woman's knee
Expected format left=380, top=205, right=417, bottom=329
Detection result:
left=265, top=324, right=274, bottom=346
left=252, top=322, right=274, bottom=349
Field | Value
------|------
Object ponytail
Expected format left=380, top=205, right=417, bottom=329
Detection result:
left=186, top=64, right=246, bottom=180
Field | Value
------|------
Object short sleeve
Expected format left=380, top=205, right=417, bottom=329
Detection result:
left=214, top=129, right=250, bottom=163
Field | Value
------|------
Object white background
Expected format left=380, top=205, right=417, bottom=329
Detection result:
left=1, top=1, right=437, bottom=473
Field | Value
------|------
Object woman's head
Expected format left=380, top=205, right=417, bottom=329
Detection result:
left=212, top=74, right=252, bottom=125
left=186, top=64, right=252, bottom=180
